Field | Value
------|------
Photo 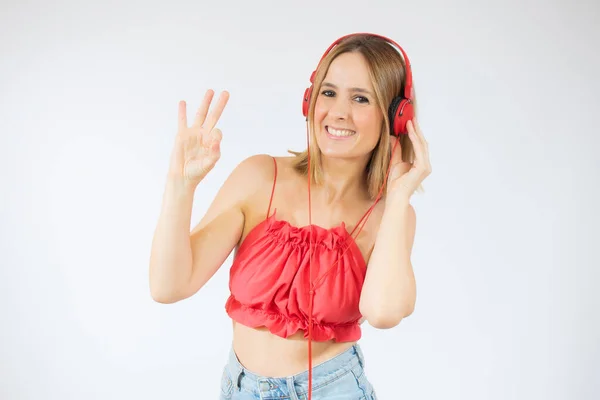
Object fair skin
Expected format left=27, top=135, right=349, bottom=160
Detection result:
left=149, top=51, right=431, bottom=377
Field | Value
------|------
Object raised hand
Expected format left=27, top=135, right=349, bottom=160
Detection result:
left=168, top=89, right=230, bottom=189
left=387, top=118, right=432, bottom=199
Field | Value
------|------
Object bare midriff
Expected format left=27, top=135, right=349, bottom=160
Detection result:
left=231, top=321, right=355, bottom=377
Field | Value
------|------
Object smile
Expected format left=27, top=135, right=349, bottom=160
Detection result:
left=326, top=126, right=356, bottom=139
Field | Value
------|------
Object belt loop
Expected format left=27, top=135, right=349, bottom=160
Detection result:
left=233, top=367, right=244, bottom=390
left=287, top=376, right=300, bottom=400
left=354, top=343, right=366, bottom=368
left=237, top=371, right=244, bottom=390
left=228, top=345, right=244, bottom=390
left=228, top=358, right=243, bottom=390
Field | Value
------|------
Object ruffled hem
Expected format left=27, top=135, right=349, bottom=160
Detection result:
left=225, top=295, right=361, bottom=343
left=264, top=212, right=351, bottom=251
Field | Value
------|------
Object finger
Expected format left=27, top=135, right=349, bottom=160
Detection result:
left=413, top=118, right=429, bottom=149
left=210, top=134, right=222, bottom=155
left=212, top=128, right=223, bottom=144
left=202, top=91, right=230, bottom=132
left=389, top=135, right=403, bottom=164
left=408, top=120, right=432, bottom=175
left=203, top=127, right=223, bottom=147
left=408, top=120, right=424, bottom=149
left=192, top=89, right=215, bottom=128
left=178, top=100, right=187, bottom=132
left=388, top=136, right=409, bottom=180
left=412, top=118, right=431, bottom=172
left=407, top=120, right=423, bottom=160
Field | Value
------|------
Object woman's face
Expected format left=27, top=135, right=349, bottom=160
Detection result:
left=314, top=51, right=383, bottom=160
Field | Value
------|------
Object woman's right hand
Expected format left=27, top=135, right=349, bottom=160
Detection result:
left=168, top=89, right=230, bottom=189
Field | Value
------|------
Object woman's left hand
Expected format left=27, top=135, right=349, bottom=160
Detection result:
left=386, top=118, right=432, bottom=200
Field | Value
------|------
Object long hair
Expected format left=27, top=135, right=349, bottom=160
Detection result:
left=289, top=34, right=418, bottom=199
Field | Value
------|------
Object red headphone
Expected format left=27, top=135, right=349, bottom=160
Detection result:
left=302, top=33, right=414, bottom=135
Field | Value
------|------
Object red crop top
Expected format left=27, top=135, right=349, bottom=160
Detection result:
left=225, top=156, right=380, bottom=398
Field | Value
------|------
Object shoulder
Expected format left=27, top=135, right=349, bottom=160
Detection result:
left=191, top=154, right=278, bottom=231
left=233, top=154, right=299, bottom=181
left=226, top=153, right=282, bottom=185
left=273, top=155, right=302, bottom=179
left=232, top=154, right=276, bottom=180
left=222, top=154, right=287, bottom=201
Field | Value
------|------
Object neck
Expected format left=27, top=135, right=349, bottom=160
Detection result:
left=316, top=155, right=370, bottom=204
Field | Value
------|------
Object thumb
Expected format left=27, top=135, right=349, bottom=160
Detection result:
left=388, top=135, right=411, bottom=180
left=389, top=135, right=403, bottom=165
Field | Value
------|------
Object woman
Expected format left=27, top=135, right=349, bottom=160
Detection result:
left=149, top=33, right=431, bottom=399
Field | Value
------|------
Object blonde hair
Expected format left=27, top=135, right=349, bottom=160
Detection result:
left=289, top=34, right=420, bottom=199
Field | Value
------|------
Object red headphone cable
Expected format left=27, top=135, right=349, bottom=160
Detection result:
left=305, top=119, right=401, bottom=399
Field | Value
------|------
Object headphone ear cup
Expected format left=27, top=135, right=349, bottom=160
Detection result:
left=302, top=86, right=313, bottom=118
left=388, top=96, right=414, bottom=135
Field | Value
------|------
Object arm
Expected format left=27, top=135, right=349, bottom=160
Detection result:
left=148, top=154, right=271, bottom=303
left=359, top=193, right=417, bottom=329
left=359, top=118, right=430, bottom=328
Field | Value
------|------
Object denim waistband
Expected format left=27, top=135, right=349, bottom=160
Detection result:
left=224, top=343, right=365, bottom=398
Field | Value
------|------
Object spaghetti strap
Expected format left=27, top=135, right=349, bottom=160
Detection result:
left=349, top=196, right=383, bottom=238
left=265, top=156, right=278, bottom=219
left=349, top=136, right=399, bottom=238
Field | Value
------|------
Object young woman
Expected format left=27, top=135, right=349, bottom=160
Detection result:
left=149, top=33, right=431, bottom=400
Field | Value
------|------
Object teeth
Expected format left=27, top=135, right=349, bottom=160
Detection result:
left=327, top=127, right=356, bottom=137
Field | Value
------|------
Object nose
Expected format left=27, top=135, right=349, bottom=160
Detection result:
left=329, top=96, right=350, bottom=120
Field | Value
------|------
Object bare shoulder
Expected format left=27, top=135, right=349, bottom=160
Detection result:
left=232, top=154, right=277, bottom=186
left=229, top=153, right=281, bottom=210
left=239, top=154, right=301, bottom=218
left=193, top=154, right=277, bottom=231
left=270, top=155, right=301, bottom=180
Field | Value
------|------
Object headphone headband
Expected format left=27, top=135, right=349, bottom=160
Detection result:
left=309, top=33, right=413, bottom=100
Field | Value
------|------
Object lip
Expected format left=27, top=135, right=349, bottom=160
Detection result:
left=325, top=125, right=356, bottom=140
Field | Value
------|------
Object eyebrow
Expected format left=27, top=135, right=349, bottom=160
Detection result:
left=321, top=82, right=373, bottom=96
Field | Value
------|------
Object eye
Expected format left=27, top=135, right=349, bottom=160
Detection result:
left=354, top=96, right=370, bottom=104
left=321, top=90, right=335, bottom=97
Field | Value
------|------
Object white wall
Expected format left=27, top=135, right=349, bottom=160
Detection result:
left=1, top=0, right=598, bottom=399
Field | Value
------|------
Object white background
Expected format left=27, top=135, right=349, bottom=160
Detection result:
left=1, top=0, right=599, bottom=399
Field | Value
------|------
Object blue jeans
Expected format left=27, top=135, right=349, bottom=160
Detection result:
left=219, top=343, right=378, bottom=399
